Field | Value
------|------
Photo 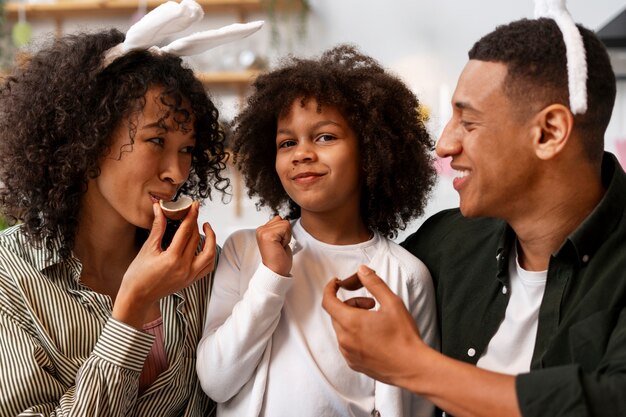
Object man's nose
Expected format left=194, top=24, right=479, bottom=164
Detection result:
left=436, top=120, right=462, bottom=158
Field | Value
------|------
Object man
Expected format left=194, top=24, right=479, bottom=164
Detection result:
left=322, top=16, right=623, bottom=417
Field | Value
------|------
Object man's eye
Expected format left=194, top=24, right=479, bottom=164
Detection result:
left=460, top=121, right=475, bottom=130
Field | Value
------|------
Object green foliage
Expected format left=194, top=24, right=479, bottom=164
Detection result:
left=0, top=0, right=15, bottom=69
left=262, top=0, right=310, bottom=53
left=0, top=215, right=8, bottom=231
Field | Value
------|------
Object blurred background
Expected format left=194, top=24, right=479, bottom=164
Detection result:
left=1, top=0, right=624, bottom=244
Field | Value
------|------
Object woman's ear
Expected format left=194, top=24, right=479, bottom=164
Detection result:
left=532, top=104, right=574, bottom=160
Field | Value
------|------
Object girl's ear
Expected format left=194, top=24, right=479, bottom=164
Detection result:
left=532, top=103, right=574, bottom=161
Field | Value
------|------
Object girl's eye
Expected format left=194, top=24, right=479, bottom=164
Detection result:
left=148, top=137, right=164, bottom=146
left=316, top=134, right=336, bottom=142
left=181, top=146, right=195, bottom=154
left=277, top=139, right=297, bottom=149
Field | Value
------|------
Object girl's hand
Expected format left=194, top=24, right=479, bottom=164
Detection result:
left=113, top=201, right=216, bottom=328
left=256, top=215, right=292, bottom=276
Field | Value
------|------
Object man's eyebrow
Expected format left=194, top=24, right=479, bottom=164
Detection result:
left=454, top=101, right=481, bottom=114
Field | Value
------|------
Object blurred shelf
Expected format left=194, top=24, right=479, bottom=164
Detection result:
left=0, top=69, right=262, bottom=87
left=5, top=0, right=303, bottom=19
left=197, top=69, right=261, bottom=87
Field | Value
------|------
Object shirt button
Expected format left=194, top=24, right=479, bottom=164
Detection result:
left=467, top=348, right=476, bottom=357
left=502, top=286, right=508, bottom=294
left=582, top=254, right=590, bottom=263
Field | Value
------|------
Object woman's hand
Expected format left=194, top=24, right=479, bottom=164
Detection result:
left=256, top=215, right=292, bottom=276
left=113, top=201, right=216, bottom=328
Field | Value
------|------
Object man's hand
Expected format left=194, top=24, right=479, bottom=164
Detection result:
left=324, top=265, right=522, bottom=417
left=256, top=215, right=293, bottom=276
left=322, top=265, right=426, bottom=386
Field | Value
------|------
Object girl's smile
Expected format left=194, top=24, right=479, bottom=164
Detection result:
left=275, top=98, right=362, bottom=219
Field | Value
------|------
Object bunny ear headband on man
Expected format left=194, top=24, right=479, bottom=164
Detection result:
left=102, top=0, right=264, bottom=68
left=534, top=0, right=587, bottom=114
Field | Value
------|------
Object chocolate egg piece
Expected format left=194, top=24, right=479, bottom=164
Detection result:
left=159, top=196, right=193, bottom=221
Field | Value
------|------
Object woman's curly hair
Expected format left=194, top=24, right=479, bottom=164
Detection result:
left=231, top=44, right=436, bottom=238
left=0, top=29, right=229, bottom=259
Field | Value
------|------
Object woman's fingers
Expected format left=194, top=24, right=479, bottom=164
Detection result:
left=147, top=202, right=168, bottom=251
left=168, top=201, right=200, bottom=254
left=191, top=222, right=217, bottom=279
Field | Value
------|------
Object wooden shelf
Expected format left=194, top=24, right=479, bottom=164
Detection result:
left=4, top=1, right=267, bottom=89
left=197, top=69, right=261, bottom=87
left=5, top=0, right=303, bottom=20
left=0, top=69, right=261, bottom=87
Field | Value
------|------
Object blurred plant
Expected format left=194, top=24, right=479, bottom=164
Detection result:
left=262, top=0, right=310, bottom=53
left=0, top=214, right=8, bottom=231
left=0, top=0, right=16, bottom=70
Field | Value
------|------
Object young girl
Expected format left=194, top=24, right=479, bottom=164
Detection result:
left=0, top=3, right=261, bottom=414
left=197, top=45, right=439, bottom=417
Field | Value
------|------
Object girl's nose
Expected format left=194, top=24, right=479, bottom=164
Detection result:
left=292, top=141, right=316, bottom=164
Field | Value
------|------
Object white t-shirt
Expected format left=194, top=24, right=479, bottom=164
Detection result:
left=197, top=219, right=438, bottom=417
left=261, top=222, right=379, bottom=416
left=476, top=243, right=547, bottom=374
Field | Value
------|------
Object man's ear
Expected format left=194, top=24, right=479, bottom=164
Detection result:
left=532, top=104, right=574, bottom=160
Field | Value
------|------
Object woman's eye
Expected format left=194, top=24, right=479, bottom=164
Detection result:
left=148, top=137, right=164, bottom=146
left=181, top=146, right=195, bottom=154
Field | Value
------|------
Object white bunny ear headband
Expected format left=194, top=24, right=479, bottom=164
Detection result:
left=102, top=0, right=264, bottom=68
left=534, top=0, right=587, bottom=114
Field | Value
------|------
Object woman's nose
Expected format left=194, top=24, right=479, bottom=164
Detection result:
left=160, top=154, right=189, bottom=186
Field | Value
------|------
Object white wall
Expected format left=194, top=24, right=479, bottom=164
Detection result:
left=18, top=0, right=626, bottom=244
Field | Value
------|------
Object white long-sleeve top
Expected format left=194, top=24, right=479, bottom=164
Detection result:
left=197, top=220, right=438, bottom=417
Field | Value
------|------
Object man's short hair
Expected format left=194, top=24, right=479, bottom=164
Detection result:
left=469, top=18, right=616, bottom=161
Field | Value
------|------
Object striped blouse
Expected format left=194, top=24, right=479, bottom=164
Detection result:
left=0, top=224, right=216, bottom=417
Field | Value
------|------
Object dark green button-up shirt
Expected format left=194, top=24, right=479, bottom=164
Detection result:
left=403, top=152, right=626, bottom=417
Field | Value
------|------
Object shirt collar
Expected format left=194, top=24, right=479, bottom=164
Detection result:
left=495, top=152, right=626, bottom=272
left=565, top=152, right=626, bottom=265
left=495, top=223, right=515, bottom=279
left=27, top=232, right=72, bottom=273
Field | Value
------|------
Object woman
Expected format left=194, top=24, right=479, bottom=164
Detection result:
left=0, top=28, right=228, bottom=416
